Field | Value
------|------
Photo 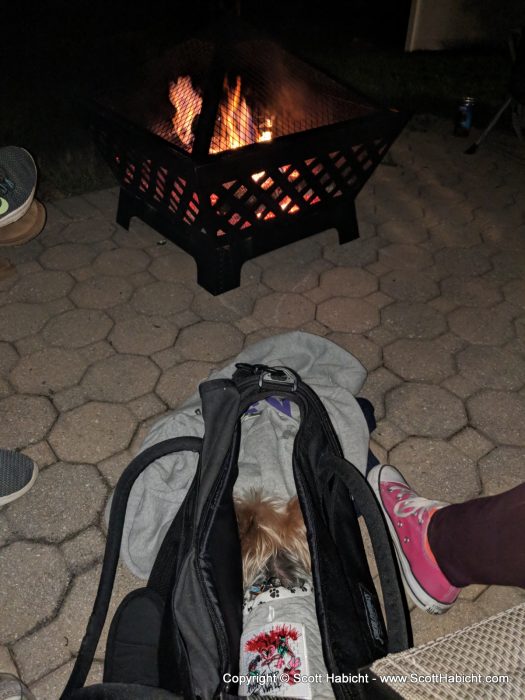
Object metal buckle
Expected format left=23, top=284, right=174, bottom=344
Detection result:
left=258, top=366, right=297, bottom=391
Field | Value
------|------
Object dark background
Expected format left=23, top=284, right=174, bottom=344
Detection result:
left=2, top=0, right=523, bottom=198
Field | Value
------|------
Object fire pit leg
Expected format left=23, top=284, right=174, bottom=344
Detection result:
left=116, top=189, right=134, bottom=230
left=335, top=200, right=359, bottom=244
left=193, top=236, right=242, bottom=296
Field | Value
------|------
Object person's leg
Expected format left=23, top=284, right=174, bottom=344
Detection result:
left=368, top=465, right=525, bottom=614
left=367, top=464, right=460, bottom=614
left=427, top=482, right=525, bottom=588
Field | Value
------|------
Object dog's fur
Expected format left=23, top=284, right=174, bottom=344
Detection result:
left=234, top=489, right=311, bottom=588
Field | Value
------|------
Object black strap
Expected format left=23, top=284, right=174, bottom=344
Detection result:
left=327, top=456, right=411, bottom=654
left=61, top=437, right=202, bottom=699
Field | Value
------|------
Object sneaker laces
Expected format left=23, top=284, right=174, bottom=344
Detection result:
left=388, top=483, right=446, bottom=524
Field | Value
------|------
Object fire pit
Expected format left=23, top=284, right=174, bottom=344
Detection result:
left=87, top=23, right=406, bottom=294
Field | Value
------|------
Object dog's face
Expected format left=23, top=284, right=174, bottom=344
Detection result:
left=234, top=489, right=311, bottom=588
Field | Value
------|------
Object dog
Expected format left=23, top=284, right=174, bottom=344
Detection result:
left=234, top=490, right=328, bottom=697
left=234, top=488, right=311, bottom=589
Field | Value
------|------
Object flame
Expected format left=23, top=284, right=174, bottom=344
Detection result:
left=168, top=77, right=202, bottom=148
left=212, top=77, right=255, bottom=152
left=168, top=76, right=321, bottom=224
left=169, top=75, right=272, bottom=153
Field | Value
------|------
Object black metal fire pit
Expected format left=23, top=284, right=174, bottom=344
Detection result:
left=87, top=22, right=407, bottom=294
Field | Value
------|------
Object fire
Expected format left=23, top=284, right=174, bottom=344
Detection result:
left=168, top=77, right=202, bottom=148
left=168, top=75, right=272, bottom=153
left=168, top=76, right=316, bottom=225
left=211, top=77, right=255, bottom=152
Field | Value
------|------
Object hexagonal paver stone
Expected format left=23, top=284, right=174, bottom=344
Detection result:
left=61, top=219, right=115, bottom=244
left=383, top=339, right=455, bottom=382
left=9, top=347, right=88, bottom=395
left=503, top=279, right=525, bottom=309
left=0, top=342, right=18, bottom=376
left=42, top=309, right=113, bottom=348
left=448, top=307, right=515, bottom=345
left=0, top=542, right=69, bottom=644
left=389, top=437, right=480, bottom=503
left=11, top=617, right=72, bottom=686
left=82, top=354, right=160, bottom=402
left=113, top=221, right=163, bottom=249
left=323, top=238, right=380, bottom=267
left=156, top=360, right=215, bottom=407
left=69, top=275, right=133, bottom=309
left=39, top=243, right=96, bottom=271
left=131, top=281, right=193, bottom=316
left=0, top=645, right=17, bottom=675
left=374, top=198, right=424, bottom=224
left=7, top=270, right=74, bottom=303
left=359, top=367, right=402, bottom=421
left=326, top=332, right=382, bottom=371
left=428, top=222, right=482, bottom=249
left=253, top=293, right=315, bottom=328
left=109, top=315, right=177, bottom=355
left=191, top=283, right=267, bottom=322
left=379, top=244, right=434, bottom=270
left=482, top=224, right=525, bottom=251
left=434, top=247, right=492, bottom=277
left=29, top=661, right=77, bottom=700
left=468, top=390, right=525, bottom=445
left=479, top=447, right=525, bottom=495
left=457, top=345, right=525, bottom=391
left=317, top=297, right=378, bottom=333
left=60, top=527, right=106, bottom=574
left=262, top=263, right=320, bottom=294
left=320, top=267, right=377, bottom=298
left=5, top=463, right=107, bottom=542
left=258, top=237, right=322, bottom=269
left=55, top=563, right=140, bottom=660
left=176, top=321, right=244, bottom=362
left=149, top=251, right=198, bottom=286
left=377, top=220, right=428, bottom=244
left=49, top=402, right=137, bottom=462
left=0, top=395, right=56, bottom=449
left=94, top=248, right=150, bottom=276
left=490, top=250, right=525, bottom=282
left=379, top=270, right=439, bottom=302
left=381, top=302, right=447, bottom=339
left=386, top=384, right=466, bottom=438
left=440, top=276, right=502, bottom=307
left=0, top=303, right=50, bottom=341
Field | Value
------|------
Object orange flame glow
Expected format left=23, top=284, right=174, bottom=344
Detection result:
left=169, top=77, right=202, bottom=148
left=169, top=75, right=272, bottom=153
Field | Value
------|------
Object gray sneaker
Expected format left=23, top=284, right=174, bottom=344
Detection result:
left=0, top=674, right=35, bottom=700
left=0, top=450, right=38, bottom=507
left=0, top=147, right=37, bottom=228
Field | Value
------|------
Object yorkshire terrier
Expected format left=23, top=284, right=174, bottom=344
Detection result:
left=234, top=489, right=311, bottom=590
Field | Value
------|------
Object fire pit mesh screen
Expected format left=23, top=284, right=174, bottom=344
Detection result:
left=96, top=37, right=377, bottom=156
left=207, top=40, right=376, bottom=154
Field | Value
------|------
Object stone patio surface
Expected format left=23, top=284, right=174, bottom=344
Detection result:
left=0, top=116, right=524, bottom=697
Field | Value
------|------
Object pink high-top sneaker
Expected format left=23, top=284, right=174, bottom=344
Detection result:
left=367, top=464, right=460, bottom=614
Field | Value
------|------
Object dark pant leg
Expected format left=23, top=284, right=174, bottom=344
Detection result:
left=427, top=482, right=525, bottom=588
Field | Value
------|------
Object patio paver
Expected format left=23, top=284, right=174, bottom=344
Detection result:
left=0, top=115, right=524, bottom=696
